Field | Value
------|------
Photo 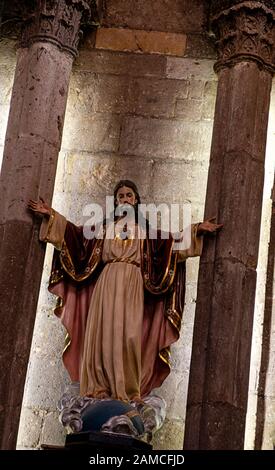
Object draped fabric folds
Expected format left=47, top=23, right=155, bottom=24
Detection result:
left=40, top=211, right=202, bottom=400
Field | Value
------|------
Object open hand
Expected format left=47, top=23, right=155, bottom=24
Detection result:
left=27, top=197, right=51, bottom=217
left=197, top=216, right=223, bottom=236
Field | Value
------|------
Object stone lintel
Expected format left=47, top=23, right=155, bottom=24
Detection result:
left=95, top=27, right=187, bottom=57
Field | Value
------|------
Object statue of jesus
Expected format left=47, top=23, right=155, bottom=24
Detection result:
left=28, top=180, right=222, bottom=405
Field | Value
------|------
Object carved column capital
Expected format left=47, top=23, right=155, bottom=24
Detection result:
left=210, top=1, right=275, bottom=73
left=20, top=0, right=99, bottom=57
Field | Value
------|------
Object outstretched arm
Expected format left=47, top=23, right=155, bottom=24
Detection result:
left=28, top=197, right=51, bottom=217
left=27, top=197, right=67, bottom=250
left=177, top=217, right=223, bottom=262
left=197, top=216, right=223, bottom=236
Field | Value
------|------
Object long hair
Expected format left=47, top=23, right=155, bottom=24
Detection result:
left=113, top=180, right=141, bottom=205
left=113, top=179, right=141, bottom=222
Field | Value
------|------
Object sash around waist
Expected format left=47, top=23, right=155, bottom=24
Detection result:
left=105, top=258, right=140, bottom=268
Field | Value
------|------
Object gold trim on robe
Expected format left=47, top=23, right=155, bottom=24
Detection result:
left=60, top=238, right=103, bottom=282
left=41, top=210, right=204, bottom=396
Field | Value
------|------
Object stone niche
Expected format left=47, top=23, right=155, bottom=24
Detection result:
left=0, top=0, right=274, bottom=451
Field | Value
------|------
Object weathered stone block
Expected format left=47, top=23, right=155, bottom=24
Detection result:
left=40, top=412, right=66, bottom=447
left=158, top=371, right=188, bottom=420
left=66, top=72, right=97, bottom=112
left=120, top=116, right=213, bottom=161
left=56, top=153, right=154, bottom=204
left=266, top=357, right=275, bottom=396
left=151, top=418, right=184, bottom=450
left=17, top=407, right=44, bottom=449
left=244, top=392, right=258, bottom=449
left=182, top=289, right=198, bottom=315
left=185, top=33, right=217, bottom=59
left=166, top=57, right=216, bottom=81
left=151, top=161, right=208, bottom=203
left=202, top=81, right=217, bottom=120
left=188, top=202, right=205, bottom=225
left=68, top=72, right=133, bottom=115
left=170, top=346, right=191, bottom=375
left=129, top=77, right=188, bottom=118
left=186, top=256, right=201, bottom=283
left=175, top=98, right=202, bottom=121
left=0, top=145, right=3, bottom=170
left=261, top=399, right=275, bottom=450
left=95, top=27, right=187, bottom=57
left=0, top=105, right=9, bottom=145
left=62, top=111, right=122, bottom=152
left=35, top=249, right=57, bottom=310
left=74, top=49, right=167, bottom=79
left=0, top=66, right=15, bottom=105
left=22, top=355, right=69, bottom=410
left=29, top=307, right=66, bottom=360
left=188, top=80, right=205, bottom=99
left=262, top=424, right=275, bottom=450
left=93, top=74, right=131, bottom=114
left=0, top=39, right=17, bottom=66
left=69, top=72, right=194, bottom=119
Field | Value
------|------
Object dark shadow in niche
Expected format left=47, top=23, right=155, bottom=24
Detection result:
left=254, top=172, right=275, bottom=450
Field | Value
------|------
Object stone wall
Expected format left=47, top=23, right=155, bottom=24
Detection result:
left=263, top=251, right=275, bottom=449
left=0, top=0, right=272, bottom=451
left=259, top=87, right=275, bottom=451
left=16, top=49, right=216, bottom=451
left=0, top=39, right=16, bottom=170
left=261, top=192, right=275, bottom=450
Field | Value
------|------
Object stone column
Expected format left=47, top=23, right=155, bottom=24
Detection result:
left=0, top=0, right=95, bottom=450
left=184, top=0, right=275, bottom=450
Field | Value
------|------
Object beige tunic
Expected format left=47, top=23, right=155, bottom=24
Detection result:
left=80, top=236, right=144, bottom=401
left=40, top=211, right=203, bottom=402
